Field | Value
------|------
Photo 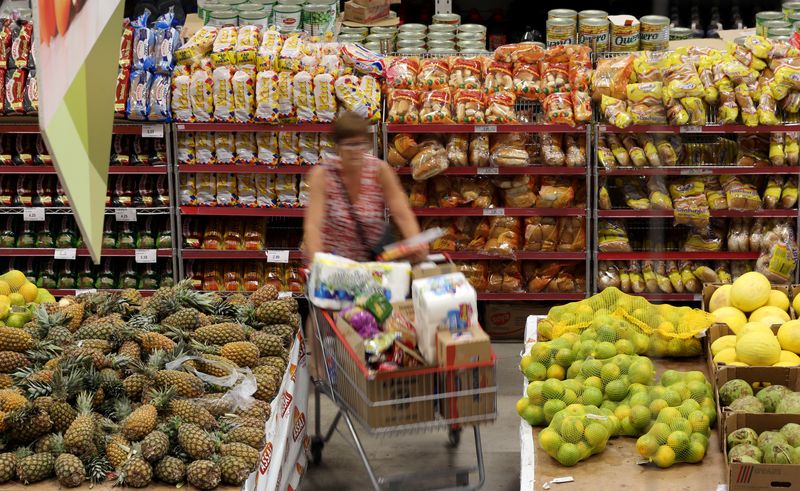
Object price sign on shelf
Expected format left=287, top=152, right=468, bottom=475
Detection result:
left=266, top=250, right=290, bottom=263
left=135, top=249, right=158, bottom=264
left=114, top=208, right=137, bottom=222
left=680, top=168, right=712, bottom=176
left=483, top=208, right=505, bottom=216
left=476, top=167, right=499, bottom=175
left=278, top=291, right=293, bottom=299
left=23, top=207, right=45, bottom=221
left=75, top=289, right=97, bottom=296
left=141, top=124, right=164, bottom=138
left=54, top=248, right=77, bottom=260
left=474, top=125, right=497, bottom=133
left=679, top=125, right=703, bottom=133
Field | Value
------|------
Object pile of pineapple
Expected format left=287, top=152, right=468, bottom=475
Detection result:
left=0, top=280, right=299, bottom=489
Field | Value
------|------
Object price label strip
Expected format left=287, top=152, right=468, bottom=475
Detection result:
left=278, top=291, right=293, bottom=299
left=23, top=208, right=45, bottom=221
left=482, top=208, right=505, bottom=216
left=75, top=289, right=97, bottom=296
left=141, top=124, right=164, bottom=138
left=266, top=250, right=290, bottom=263
left=115, top=208, right=137, bottom=222
left=54, top=248, right=77, bottom=260
left=135, top=249, right=158, bottom=264
left=474, top=125, right=497, bottom=133
left=476, top=167, right=500, bottom=175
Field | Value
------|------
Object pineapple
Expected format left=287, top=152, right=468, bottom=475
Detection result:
left=16, top=450, right=55, bottom=484
left=254, top=300, right=293, bottom=325
left=145, top=285, right=180, bottom=319
left=167, top=399, right=218, bottom=431
left=0, top=388, right=28, bottom=412
left=235, top=401, right=271, bottom=421
left=105, top=434, right=131, bottom=469
left=122, top=373, right=148, bottom=401
left=79, top=339, right=114, bottom=353
left=0, top=351, right=30, bottom=373
left=119, top=288, right=143, bottom=306
left=250, top=332, right=287, bottom=358
left=196, top=354, right=238, bottom=378
left=0, top=373, right=14, bottom=388
left=118, top=449, right=153, bottom=488
left=62, top=346, right=108, bottom=369
left=177, top=423, right=215, bottom=460
left=64, top=392, right=99, bottom=458
left=186, top=459, right=221, bottom=491
left=154, top=456, right=185, bottom=484
left=154, top=370, right=205, bottom=398
left=120, top=389, right=171, bottom=441
left=137, top=331, right=176, bottom=353
left=55, top=453, right=86, bottom=487
left=0, top=326, right=34, bottom=352
left=140, top=430, right=169, bottom=463
left=162, top=307, right=203, bottom=331
left=194, top=322, right=247, bottom=345
left=220, top=442, right=260, bottom=467
left=254, top=373, right=279, bottom=402
left=219, top=455, right=254, bottom=485
left=43, top=368, right=83, bottom=433
left=73, top=316, right=117, bottom=341
left=251, top=284, right=279, bottom=306
left=35, top=306, right=73, bottom=346
left=220, top=341, right=260, bottom=368
left=224, top=425, right=265, bottom=449
left=8, top=404, right=53, bottom=443
left=253, top=364, right=283, bottom=384
left=61, top=302, right=84, bottom=332
left=118, top=340, right=142, bottom=364
left=0, top=452, right=16, bottom=483
left=257, top=355, right=287, bottom=372
left=85, top=456, right=113, bottom=486
left=264, top=323, right=296, bottom=346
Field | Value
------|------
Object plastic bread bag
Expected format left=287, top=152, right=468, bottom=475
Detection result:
left=556, top=217, right=585, bottom=252
left=299, top=175, right=311, bottom=207
left=196, top=173, right=217, bottom=206
left=639, top=260, right=659, bottom=293
left=117, top=68, right=131, bottom=116
left=338, top=43, right=385, bottom=77
left=299, top=132, right=319, bottom=165
left=320, top=133, right=336, bottom=162
left=715, top=262, right=732, bottom=284
left=513, top=63, right=540, bottom=100
left=601, top=95, right=632, bottom=129
left=386, top=57, right=419, bottom=90
left=628, top=103, right=667, bottom=126
left=277, top=71, right=295, bottom=121
left=256, top=174, right=276, bottom=207
left=387, top=89, right=420, bottom=124
left=598, top=219, right=631, bottom=252
left=654, top=135, right=678, bottom=166
left=232, top=69, right=256, bottom=122
left=757, top=76, right=780, bottom=126
left=786, top=132, right=800, bottom=165
left=454, top=89, right=485, bottom=123
left=673, top=194, right=710, bottom=229
left=538, top=61, right=570, bottom=97
left=411, top=145, right=449, bottom=180
left=293, top=71, right=315, bottom=123
left=210, top=26, right=237, bottom=66
left=237, top=174, right=257, bottom=207
left=484, top=217, right=521, bottom=255
left=569, top=55, right=592, bottom=93
left=697, top=58, right=719, bottom=105
left=721, top=175, right=762, bottom=211
left=487, top=261, right=524, bottom=293
left=646, top=175, right=673, bottom=210
left=770, top=132, right=786, bottom=166
left=675, top=261, right=699, bottom=293
left=735, top=83, right=758, bottom=127
left=194, top=131, right=215, bottom=164
left=598, top=178, right=612, bottom=210
left=764, top=175, right=784, bottom=209
left=275, top=174, right=298, bottom=207
left=214, top=132, right=234, bottom=164
left=235, top=132, right=256, bottom=165
left=756, top=222, right=798, bottom=283
left=470, top=134, right=490, bottom=166
left=592, top=54, right=634, bottom=102
left=212, top=66, right=235, bottom=122
left=279, top=132, right=300, bottom=166
left=487, top=133, right=527, bottom=167
left=617, top=177, right=649, bottom=210
left=538, top=176, right=575, bottom=208
left=180, top=173, right=197, bottom=205
left=703, top=176, right=727, bottom=210
left=484, top=61, right=514, bottom=93
left=635, top=134, right=660, bottom=167
left=750, top=219, right=765, bottom=252
left=419, top=89, right=453, bottom=123
left=783, top=90, right=800, bottom=113
left=334, top=74, right=368, bottom=118
left=683, top=224, right=723, bottom=252
left=416, top=58, right=449, bottom=90
left=503, top=180, right=536, bottom=208
left=127, top=70, right=151, bottom=121
left=727, top=219, right=748, bottom=252
left=564, top=135, right=585, bottom=167
left=277, top=34, right=304, bottom=72
left=313, top=73, right=337, bottom=122
left=256, top=132, right=279, bottom=166
left=431, top=176, right=461, bottom=208
left=781, top=178, right=798, bottom=209
left=597, top=136, right=617, bottom=169
left=446, top=134, right=468, bottom=166
left=190, top=61, right=214, bottom=122
left=448, top=57, right=482, bottom=91
left=620, top=135, right=646, bottom=167
left=131, top=11, right=154, bottom=71
left=175, top=26, right=217, bottom=66
left=523, top=216, right=557, bottom=251
left=360, top=75, right=382, bottom=123
left=627, top=82, right=663, bottom=105
left=254, top=70, right=279, bottom=123
left=603, top=134, right=629, bottom=167
left=235, top=25, right=260, bottom=68
left=680, top=97, right=706, bottom=126
left=176, top=132, right=195, bottom=164
left=541, top=92, right=572, bottom=126
left=406, top=179, right=428, bottom=208
left=171, top=65, right=192, bottom=121
left=597, top=261, right=621, bottom=291
left=539, top=133, right=565, bottom=167
left=494, top=43, right=544, bottom=64
left=716, top=79, right=739, bottom=124
left=148, top=73, right=171, bottom=121
left=571, top=91, right=592, bottom=123
left=665, top=99, right=690, bottom=126
left=257, top=27, right=283, bottom=71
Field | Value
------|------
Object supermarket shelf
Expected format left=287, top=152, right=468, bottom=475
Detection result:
left=598, top=166, right=800, bottom=176
left=0, top=248, right=172, bottom=257
left=622, top=292, right=703, bottom=302
left=596, top=123, right=800, bottom=134
left=178, top=164, right=313, bottom=174
left=112, top=123, right=168, bottom=135
left=0, top=207, right=172, bottom=215
left=386, top=123, right=586, bottom=134
left=476, top=292, right=586, bottom=301
left=179, top=206, right=305, bottom=217
left=597, top=251, right=759, bottom=261
left=181, top=249, right=304, bottom=260
left=0, top=165, right=169, bottom=174
left=395, top=166, right=586, bottom=176
left=445, top=251, right=586, bottom=261
left=174, top=122, right=341, bottom=133
left=597, top=209, right=799, bottom=218
left=50, top=289, right=157, bottom=297
left=413, top=208, right=586, bottom=217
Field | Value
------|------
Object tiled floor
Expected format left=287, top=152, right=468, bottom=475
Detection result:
left=301, top=343, right=522, bottom=491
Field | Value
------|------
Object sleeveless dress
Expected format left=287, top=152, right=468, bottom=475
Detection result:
left=320, top=155, right=386, bottom=262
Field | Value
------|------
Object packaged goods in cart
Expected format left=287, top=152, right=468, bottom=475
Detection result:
left=309, top=253, right=411, bottom=309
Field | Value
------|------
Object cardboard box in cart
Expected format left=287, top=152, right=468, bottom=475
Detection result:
left=724, top=413, right=800, bottom=491
left=437, top=325, right=496, bottom=420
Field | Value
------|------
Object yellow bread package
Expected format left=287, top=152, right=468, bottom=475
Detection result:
left=596, top=136, right=617, bottom=169
left=744, top=35, right=773, bottom=60
left=663, top=56, right=704, bottom=99
left=607, top=134, right=631, bottom=167
left=680, top=97, right=706, bottom=126
left=257, top=27, right=283, bottom=71
left=176, top=26, right=218, bottom=65
left=601, top=95, right=632, bottom=129
left=638, top=134, right=661, bottom=166
left=770, top=132, right=786, bottom=166
left=626, top=82, right=663, bottom=105
left=735, top=83, right=758, bottom=127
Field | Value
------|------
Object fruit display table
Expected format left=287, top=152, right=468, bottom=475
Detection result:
left=520, top=316, right=726, bottom=490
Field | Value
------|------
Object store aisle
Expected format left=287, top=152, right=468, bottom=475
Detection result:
left=302, top=343, right=522, bottom=491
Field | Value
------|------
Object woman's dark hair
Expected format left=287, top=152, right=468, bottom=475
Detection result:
left=333, top=112, right=369, bottom=143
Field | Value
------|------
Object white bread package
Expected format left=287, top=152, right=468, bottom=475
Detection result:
left=412, top=273, right=479, bottom=364
left=309, top=253, right=411, bottom=310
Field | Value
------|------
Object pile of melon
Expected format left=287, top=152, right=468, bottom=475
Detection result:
left=709, top=271, right=800, bottom=367
left=0, top=270, right=55, bottom=328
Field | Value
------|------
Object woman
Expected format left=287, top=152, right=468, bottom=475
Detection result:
left=303, top=112, right=427, bottom=262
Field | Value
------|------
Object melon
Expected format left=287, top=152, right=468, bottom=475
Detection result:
left=750, top=306, right=791, bottom=325
left=713, top=307, right=748, bottom=334
left=709, top=285, right=732, bottom=312
left=710, top=335, right=737, bottom=356
left=738, top=321, right=772, bottom=339
left=777, top=320, right=800, bottom=354
left=779, top=350, right=800, bottom=364
left=768, top=290, right=791, bottom=312
left=794, top=294, right=800, bottom=317
left=730, top=272, right=772, bottom=313
left=713, top=347, right=738, bottom=364
left=736, top=331, right=781, bottom=366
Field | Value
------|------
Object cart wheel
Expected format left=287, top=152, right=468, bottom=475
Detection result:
left=448, top=427, right=462, bottom=448
left=310, top=436, right=324, bottom=465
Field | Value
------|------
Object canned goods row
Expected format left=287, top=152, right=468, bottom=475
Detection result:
left=200, top=0, right=337, bottom=36
left=546, top=9, right=670, bottom=52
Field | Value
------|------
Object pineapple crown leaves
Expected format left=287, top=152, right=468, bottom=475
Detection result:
left=110, top=397, right=133, bottom=423
left=85, top=455, right=114, bottom=486
left=189, top=340, right=220, bottom=356
left=39, top=432, right=65, bottom=455
left=34, top=304, right=69, bottom=330
left=14, top=446, right=33, bottom=460
left=26, top=341, right=63, bottom=365
left=145, top=386, right=177, bottom=411
left=161, top=324, right=192, bottom=344
left=75, top=391, right=96, bottom=417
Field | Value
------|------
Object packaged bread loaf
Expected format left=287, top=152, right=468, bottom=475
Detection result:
left=255, top=70, right=280, bottom=123
left=484, top=217, right=521, bottom=255
left=386, top=57, right=419, bottom=90
left=513, top=63, right=539, bottom=100
left=446, top=134, right=468, bottom=166
left=420, top=89, right=453, bottom=123
left=417, top=59, right=449, bottom=90
left=781, top=178, right=798, bottom=209
left=449, top=58, right=483, bottom=91
left=598, top=219, right=631, bottom=252
left=487, top=261, right=523, bottom=292
left=524, top=216, right=558, bottom=251
left=469, top=134, right=490, bottom=166
left=387, top=89, right=420, bottom=123
left=490, top=133, right=529, bottom=167
left=411, top=144, right=449, bottom=181
left=538, top=176, right=575, bottom=208
left=454, top=89, right=485, bottom=123
left=540, top=133, right=565, bottom=167
left=485, top=91, right=517, bottom=123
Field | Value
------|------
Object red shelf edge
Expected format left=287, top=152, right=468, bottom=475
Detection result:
left=598, top=166, right=800, bottom=176
left=395, top=166, right=586, bottom=176
left=598, top=209, right=799, bottom=218
left=476, top=292, right=586, bottom=301
left=597, top=252, right=759, bottom=261
left=179, top=206, right=305, bottom=217
left=413, top=208, right=586, bottom=217
left=0, top=248, right=172, bottom=257
left=178, top=164, right=313, bottom=174
left=386, top=123, right=586, bottom=133
left=181, top=250, right=303, bottom=259
left=444, top=251, right=586, bottom=261
left=597, top=124, right=800, bottom=133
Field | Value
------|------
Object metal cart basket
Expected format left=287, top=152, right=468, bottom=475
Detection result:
left=308, top=302, right=497, bottom=491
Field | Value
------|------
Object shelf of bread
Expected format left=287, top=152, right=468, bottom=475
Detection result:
left=412, top=207, right=586, bottom=217
left=395, top=166, right=586, bottom=176
left=598, top=209, right=799, bottom=218
left=173, top=122, right=340, bottom=133
left=181, top=249, right=304, bottom=260
left=446, top=251, right=586, bottom=261
left=597, top=251, right=760, bottom=261
left=0, top=248, right=172, bottom=257
left=596, top=124, right=800, bottom=134
left=178, top=164, right=313, bottom=174
left=179, top=206, right=305, bottom=217
left=598, top=166, right=800, bottom=176
left=386, top=123, right=587, bottom=134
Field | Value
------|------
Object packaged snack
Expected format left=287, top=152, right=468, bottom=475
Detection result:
left=601, top=95, right=632, bottom=129
left=543, top=93, right=573, bottom=126
left=334, top=74, right=368, bottom=117
left=513, top=63, right=539, bottom=100
left=622, top=135, right=647, bottom=167
left=386, top=57, right=419, bottom=90
left=23, top=68, right=36, bottom=114
left=180, top=173, right=197, bottom=206
left=212, top=66, right=234, bottom=122
left=446, top=134, right=468, bottom=166
left=786, top=132, right=799, bottom=165
left=216, top=173, right=236, bottom=206
left=592, top=54, right=634, bottom=102
left=276, top=174, right=298, bottom=207
left=289, top=71, right=314, bottom=123
left=637, top=134, right=661, bottom=166
left=490, top=133, right=529, bottom=167
left=449, top=58, right=482, bottom=91
left=503, top=179, right=536, bottom=207
left=569, top=58, right=592, bottom=93
left=256, top=132, right=279, bottom=165
left=495, top=43, right=544, bottom=64
left=420, top=89, right=453, bottom=123
left=211, top=26, right=238, bottom=66
left=126, top=70, right=150, bottom=120
left=454, top=89, right=485, bottom=123
left=387, top=89, right=420, bottom=123
left=237, top=174, right=257, bottom=207
left=764, top=175, right=783, bottom=209
left=703, top=176, right=727, bottom=210
left=232, top=69, right=256, bottom=122
left=571, top=91, right=592, bottom=123
left=279, top=132, right=300, bottom=165
left=538, top=177, right=575, bottom=208
left=152, top=11, right=180, bottom=74
left=215, top=132, right=234, bottom=164
left=598, top=220, right=631, bottom=252
left=171, top=65, right=192, bottom=121
left=339, top=43, right=386, bottom=77
left=770, top=132, right=786, bottom=166
left=313, top=73, right=337, bottom=122
left=539, top=61, right=569, bottom=96
left=257, top=27, right=283, bottom=71
left=277, top=70, right=295, bottom=121
left=540, top=133, right=565, bottom=167
left=417, top=59, right=449, bottom=90
left=131, top=12, right=153, bottom=71
left=411, top=145, right=448, bottom=180
left=781, top=179, right=798, bottom=209
left=196, top=173, right=216, bottom=206
left=735, top=83, right=758, bottom=127
left=190, top=62, right=214, bottom=122
left=255, top=70, right=279, bottom=123
left=320, top=133, right=336, bottom=162
left=148, top=73, right=170, bottom=121
left=721, top=175, right=762, bottom=211
left=195, top=132, right=215, bottom=165
left=564, top=135, right=585, bottom=167
left=235, top=132, right=256, bottom=165
left=360, top=75, right=382, bottom=123
left=597, top=136, right=617, bottom=169
left=299, top=132, right=319, bottom=165
left=119, top=20, right=134, bottom=69
left=299, top=175, right=311, bottom=207
left=256, top=174, right=276, bottom=207
left=176, top=132, right=195, bottom=165
left=483, top=217, right=521, bottom=255
left=470, top=134, right=490, bottom=166
left=681, top=97, right=706, bottom=126
left=235, top=25, right=261, bottom=68
left=176, top=26, right=218, bottom=65
left=115, top=66, right=131, bottom=117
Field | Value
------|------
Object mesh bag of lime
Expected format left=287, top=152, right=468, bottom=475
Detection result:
left=538, top=404, right=615, bottom=467
left=537, top=287, right=714, bottom=357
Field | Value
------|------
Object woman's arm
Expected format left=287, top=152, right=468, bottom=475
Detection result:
left=302, top=166, right=327, bottom=260
left=379, top=161, right=421, bottom=239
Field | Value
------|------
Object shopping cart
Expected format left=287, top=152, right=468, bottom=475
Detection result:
left=308, top=301, right=497, bottom=491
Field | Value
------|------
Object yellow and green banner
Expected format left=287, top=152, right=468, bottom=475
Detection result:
left=34, top=0, right=124, bottom=262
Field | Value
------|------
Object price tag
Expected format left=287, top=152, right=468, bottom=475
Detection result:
left=474, top=125, right=497, bottom=133
left=266, top=250, right=290, bottom=263
left=141, top=124, right=164, bottom=138
left=679, top=125, right=703, bottom=133
left=75, top=289, right=97, bottom=296
left=54, top=248, right=76, bottom=260
left=278, top=291, right=293, bottom=299
left=135, top=249, right=157, bottom=264
left=680, top=168, right=712, bottom=176
left=482, top=208, right=505, bottom=216
left=114, top=208, right=137, bottom=222
left=476, top=167, right=499, bottom=175
left=23, top=207, right=45, bottom=221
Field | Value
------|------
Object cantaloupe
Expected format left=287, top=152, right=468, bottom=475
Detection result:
left=768, top=290, right=791, bottom=312
left=709, top=285, right=732, bottom=312
left=713, top=307, right=748, bottom=334
left=730, top=272, right=772, bottom=313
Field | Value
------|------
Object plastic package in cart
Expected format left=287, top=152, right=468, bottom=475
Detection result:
left=215, top=132, right=235, bottom=164
left=256, top=133, right=279, bottom=166
left=280, top=132, right=300, bottom=165
left=212, top=66, right=235, bottom=122
left=293, top=71, right=315, bottom=122
left=255, top=70, right=279, bottom=123
left=176, top=132, right=195, bottom=164
left=195, top=132, right=215, bottom=165
left=235, top=133, right=256, bottom=165
left=232, top=69, right=256, bottom=122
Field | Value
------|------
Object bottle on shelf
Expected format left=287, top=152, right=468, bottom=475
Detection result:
left=118, top=222, right=135, bottom=249
left=57, top=261, right=76, bottom=289
left=102, top=218, right=117, bottom=249
left=136, top=216, right=155, bottom=249
left=17, top=221, right=34, bottom=248
left=77, top=258, right=95, bottom=289
left=37, top=259, right=57, bottom=289
left=120, top=259, right=139, bottom=290
left=0, top=216, right=15, bottom=247
left=35, top=222, right=54, bottom=248
left=55, top=216, right=75, bottom=248
left=96, top=258, right=116, bottom=289
left=160, top=261, right=174, bottom=288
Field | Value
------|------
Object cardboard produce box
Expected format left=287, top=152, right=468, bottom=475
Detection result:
left=705, top=324, right=782, bottom=377
left=702, top=283, right=793, bottom=328
left=714, top=366, right=800, bottom=450
left=343, top=0, right=391, bottom=23
left=436, top=325, right=496, bottom=421
left=724, top=412, right=800, bottom=491
left=482, top=302, right=530, bottom=339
